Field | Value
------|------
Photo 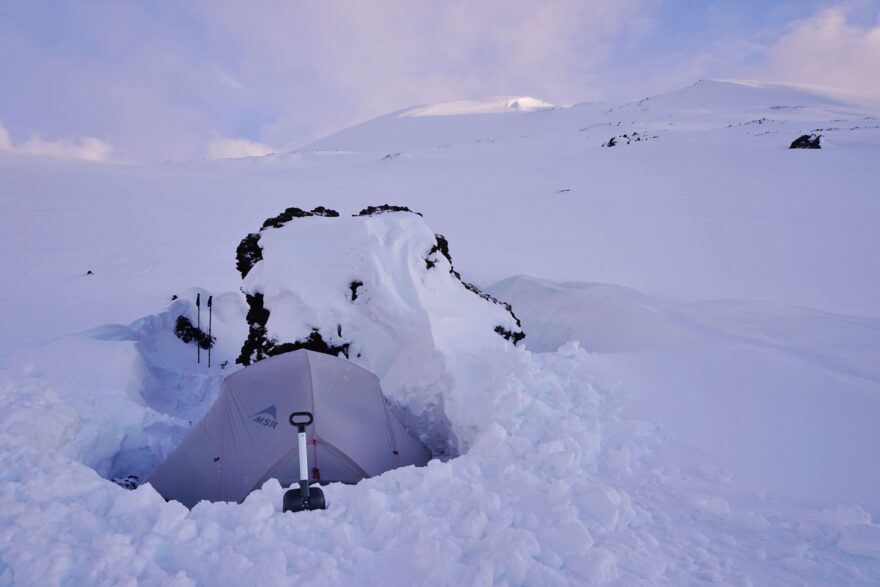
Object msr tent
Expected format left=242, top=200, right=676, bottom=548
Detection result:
left=148, top=349, right=431, bottom=508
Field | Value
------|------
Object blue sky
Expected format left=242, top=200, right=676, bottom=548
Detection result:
left=0, top=0, right=877, bottom=161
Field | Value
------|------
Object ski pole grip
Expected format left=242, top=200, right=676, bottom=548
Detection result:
left=289, top=411, right=313, bottom=429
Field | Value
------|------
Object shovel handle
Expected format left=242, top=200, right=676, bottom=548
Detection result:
left=289, top=412, right=313, bottom=428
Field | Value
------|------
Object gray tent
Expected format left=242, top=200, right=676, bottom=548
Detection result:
left=148, top=349, right=430, bottom=507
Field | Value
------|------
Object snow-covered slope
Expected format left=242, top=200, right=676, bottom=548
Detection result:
left=398, top=96, right=555, bottom=117
left=491, top=275, right=880, bottom=510
left=625, top=79, right=854, bottom=112
left=1, top=79, right=880, bottom=585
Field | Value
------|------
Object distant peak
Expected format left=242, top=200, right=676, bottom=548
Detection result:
left=397, top=96, right=554, bottom=118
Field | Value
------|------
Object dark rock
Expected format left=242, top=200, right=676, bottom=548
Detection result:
left=355, top=204, right=422, bottom=217
left=236, top=233, right=263, bottom=279
left=261, top=207, right=314, bottom=230
left=262, top=206, right=341, bottom=229
left=790, top=134, right=821, bottom=149
left=112, top=475, right=139, bottom=490
left=603, top=132, right=657, bottom=147
left=349, top=280, right=363, bottom=301
left=310, top=206, right=340, bottom=217
left=171, top=294, right=178, bottom=301
left=174, top=315, right=215, bottom=349
left=271, top=329, right=350, bottom=360
left=236, top=293, right=351, bottom=365
left=495, top=326, right=526, bottom=345
left=237, top=293, right=272, bottom=365
left=86, top=270, right=94, bottom=275
left=425, top=234, right=453, bottom=270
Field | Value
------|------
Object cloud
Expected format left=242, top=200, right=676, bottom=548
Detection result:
left=0, top=124, right=10, bottom=150
left=196, top=0, right=655, bottom=147
left=9, top=1, right=876, bottom=162
left=761, top=5, right=880, bottom=97
left=205, top=137, right=274, bottom=159
left=0, top=0, right=656, bottom=161
left=18, top=135, right=113, bottom=161
left=0, top=122, right=112, bottom=161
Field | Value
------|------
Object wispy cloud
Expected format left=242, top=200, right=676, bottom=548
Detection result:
left=0, top=125, right=11, bottom=150
left=0, top=122, right=112, bottom=161
left=761, top=5, right=880, bottom=97
left=205, top=137, right=274, bottom=159
left=1, top=1, right=876, bottom=162
left=0, top=0, right=654, bottom=161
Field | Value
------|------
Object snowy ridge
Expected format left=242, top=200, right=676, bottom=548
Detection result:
left=630, top=78, right=852, bottom=111
left=397, top=96, right=554, bottom=118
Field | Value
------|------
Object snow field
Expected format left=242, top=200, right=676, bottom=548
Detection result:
left=1, top=78, right=880, bottom=585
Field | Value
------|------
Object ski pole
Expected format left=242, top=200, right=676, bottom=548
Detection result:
left=196, top=293, right=201, bottom=364
left=207, top=295, right=213, bottom=367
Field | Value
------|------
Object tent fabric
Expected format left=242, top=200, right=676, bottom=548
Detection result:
left=148, top=350, right=431, bottom=507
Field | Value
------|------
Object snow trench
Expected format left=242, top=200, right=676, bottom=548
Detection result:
left=68, top=207, right=531, bottom=486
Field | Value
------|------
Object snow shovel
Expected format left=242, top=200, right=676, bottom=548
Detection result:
left=283, top=411, right=327, bottom=512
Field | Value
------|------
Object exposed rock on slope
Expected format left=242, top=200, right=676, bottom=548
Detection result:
left=790, top=134, right=822, bottom=149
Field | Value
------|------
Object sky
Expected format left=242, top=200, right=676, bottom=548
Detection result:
left=0, top=0, right=878, bottom=162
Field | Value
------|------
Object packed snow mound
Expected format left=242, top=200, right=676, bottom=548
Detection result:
left=237, top=207, right=524, bottom=453
left=398, top=96, right=554, bottom=118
